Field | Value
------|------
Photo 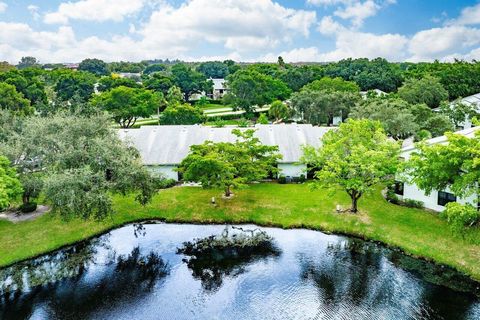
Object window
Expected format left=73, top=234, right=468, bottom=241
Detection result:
left=437, top=191, right=456, bottom=207
left=393, top=181, right=404, bottom=196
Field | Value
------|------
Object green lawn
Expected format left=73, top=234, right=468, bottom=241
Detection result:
left=1, top=183, right=480, bottom=281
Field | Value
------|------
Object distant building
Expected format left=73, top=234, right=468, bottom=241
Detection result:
left=117, top=72, right=142, bottom=79
left=450, top=93, right=480, bottom=130
left=395, top=126, right=479, bottom=212
left=63, top=63, right=79, bottom=70
left=118, top=124, right=334, bottom=181
left=210, top=78, right=228, bottom=100
left=360, top=89, right=387, bottom=100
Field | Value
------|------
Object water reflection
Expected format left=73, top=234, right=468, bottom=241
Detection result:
left=0, top=224, right=479, bottom=320
left=0, top=244, right=168, bottom=320
left=300, top=239, right=479, bottom=320
left=178, top=226, right=281, bottom=291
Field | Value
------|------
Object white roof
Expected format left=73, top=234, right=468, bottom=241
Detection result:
left=401, top=126, right=479, bottom=153
left=360, top=89, right=387, bottom=96
left=459, top=92, right=480, bottom=106
left=211, top=78, right=227, bottom=91
left=119, top=124, right=334, bottom=165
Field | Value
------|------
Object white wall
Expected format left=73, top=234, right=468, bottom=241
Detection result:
left=332, top=116, right=342, bottom=126
left=278, top=163, right=306, bottom=178
left=147, top=165, right=179, bottom=181
left=402, top=182, right=477, bottom=212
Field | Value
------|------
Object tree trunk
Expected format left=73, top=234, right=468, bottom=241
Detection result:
left=351, top=196, right=358, bottom=213
left=348, top=190, right=361, bottom=213
left=224, top=185, right=231, bottom=197
left=22, top=193, right=29, bottom=205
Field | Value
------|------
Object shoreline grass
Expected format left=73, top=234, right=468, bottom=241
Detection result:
left=1, top=184, right=480, bottom=282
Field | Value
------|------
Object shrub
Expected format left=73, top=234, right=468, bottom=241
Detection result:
left=213, top=118, right=227, bottom=128
left=158, top=178, right=176, bottom=189
left=440, top=202, right=480, bottom=235
left=386, top=189, right=400, bottom=204
left=278, top=175, right=287, bottom=184
left=19, top=202, right=37, bottom=213
left=257, top=113, right=269, bottom=124
left=298, top=174, right=306, bottom=183
left=237, top=118, right=251, bottom=127
left=403, top=199, right=424, bottom=209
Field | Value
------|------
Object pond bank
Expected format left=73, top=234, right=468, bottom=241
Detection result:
left=0, top=184, right=480, bottom=283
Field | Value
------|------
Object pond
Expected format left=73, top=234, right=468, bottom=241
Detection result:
left=1, top=223, right=480, bottom=320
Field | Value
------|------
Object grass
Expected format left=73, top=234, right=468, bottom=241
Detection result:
left=1, top=183, right=480, bottom=281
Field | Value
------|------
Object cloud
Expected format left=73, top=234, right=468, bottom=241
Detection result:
left=44, top=0, right=147, bottom=24
left=453, top=3, right=480, bottom=26
left=309, top=0, right=395, bottom=27
left=138, top=0, right=316, bottom=55
left=408, top=25, right=480, bottom=61
left=317, top=16, right=408, bottom=61
left=334, top=0, right=380, bottom=27
left=27, top=5, right=41, bottom=21
left=0, top=2, right=7, bottom=13
left=0, top=0, right=479, bottom=63
left=0, top=0, right=317, bottom=63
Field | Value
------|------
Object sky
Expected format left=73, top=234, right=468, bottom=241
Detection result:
left=1, top=0, right=480, bottom=63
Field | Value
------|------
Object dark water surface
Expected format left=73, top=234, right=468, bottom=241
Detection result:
left=1, top=223, right=480, bottom=320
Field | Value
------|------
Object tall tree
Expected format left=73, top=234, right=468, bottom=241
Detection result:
left=1, top=114, right=160, bottom=219
left=17, top=56, right=39, bottom=70
left=197, top=61, right=229, bottom=78
left=144, top=73, right=174, bottom=95
left=350, top=98, right=419, bottom=140
left=178, top=129, right=281, bottom=197
left=171, top=63, right=211, bottom=102
left=54, top=70, right=96, bottom=102
left=324, top=58, right=403, bottom=92
left=97, top=75, right=141, bottom=92
left=227, top=69, right=291, bottom=113
left=398, top=75, right=448, bottom=109
left=159, top=104, right=204, bottom=125
left=302, top=119, right=400, bottom=213
left=143, top=63, right=167, bottom=75
left=0, top=69, right=48, bottom=106
left=0, top=83, right=32, bottom=115
left=92, top=86, right=161, bottom=128
left=268, top=100, right=290, bottom=122
left=0, top=61, right=15, bottom=72
left=301, top=76, right=360, bottom=93
left=0, top=156, right=23, bottom=210
left=405, top=130, right=480, bottom=199
left=277, top=65, right=323, bottom=91
left=78, top=58, right=109, bottom=76
left=290, top=89, right=360, bottom=125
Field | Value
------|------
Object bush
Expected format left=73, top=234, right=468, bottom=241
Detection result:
left=278, top=175, right=287, bottom=184
left=386, top=189, right=400, bottom=204
left=19, top=202, right=37, bottom=213
left=237, top=118, right=251, bottom=127
left=440, top=202, right=480, bottom=235
left=298, top=174, right=306, bottom=183
left=403, top=199, right=424, bottom=209
left=213, top=118, right=227, bottom=127
left=158, top=178, right=176, bottom=189
left=257, top=113, right=269, bottom=124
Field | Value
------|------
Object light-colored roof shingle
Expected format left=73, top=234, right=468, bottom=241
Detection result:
left=119, top=124, right=334, bottom=165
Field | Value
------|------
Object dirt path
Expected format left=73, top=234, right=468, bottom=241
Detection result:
left=0, top=205, right=50, bottom=223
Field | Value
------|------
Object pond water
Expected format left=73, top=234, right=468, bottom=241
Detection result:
left=1, top=223, right=480, bottom=320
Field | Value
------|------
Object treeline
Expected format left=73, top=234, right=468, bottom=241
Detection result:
left=1, top=56, right=479, bottom=135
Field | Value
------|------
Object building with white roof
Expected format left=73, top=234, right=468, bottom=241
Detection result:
left=396, top=126, right=479, bottom=212
left=440, top=93, right=480, bottom=130
left=210, top=78, right=228, bottom=100
left=118, top=124, right=334, bottom=181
